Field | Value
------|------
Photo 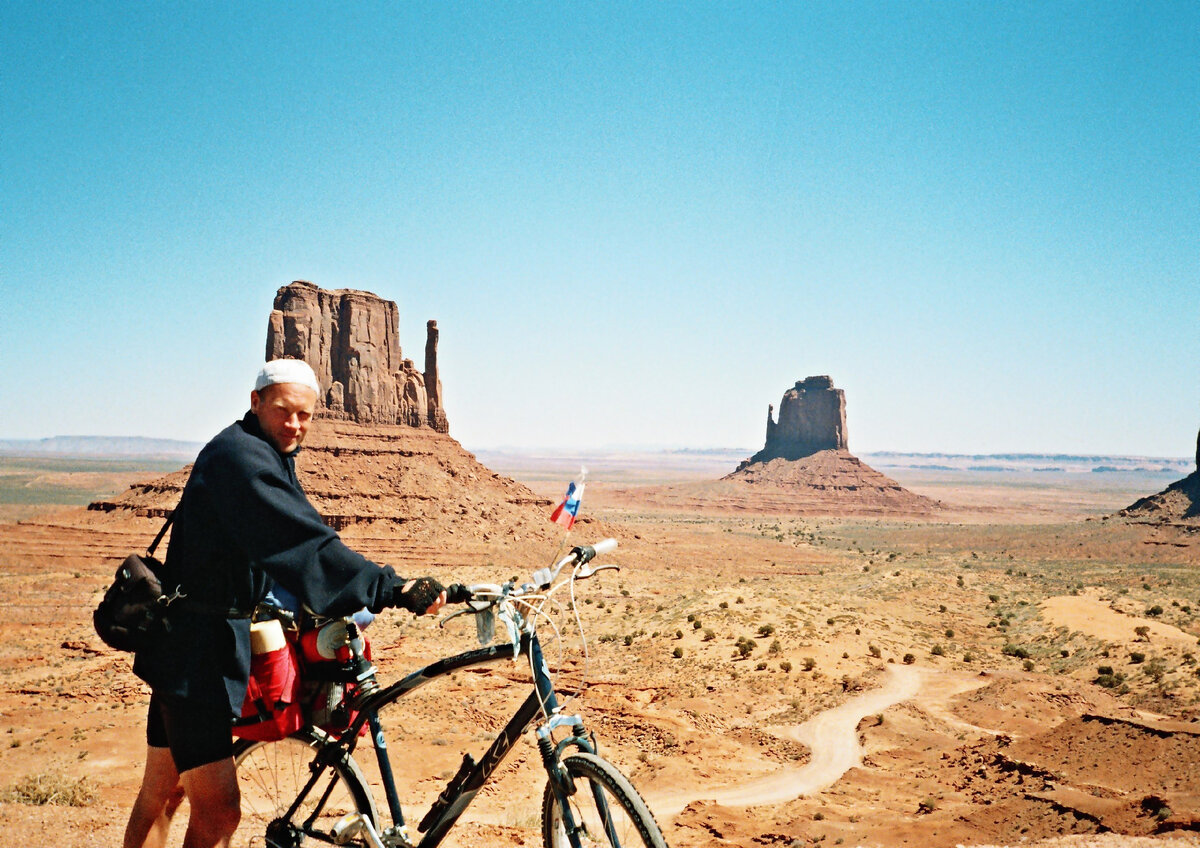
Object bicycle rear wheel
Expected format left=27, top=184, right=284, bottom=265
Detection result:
left=542, top=752, right=668, bottom=848
left=233, top=728, right=377, bottom=847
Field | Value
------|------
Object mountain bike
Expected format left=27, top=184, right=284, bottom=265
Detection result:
left=231, top=538, right=669, bottom=848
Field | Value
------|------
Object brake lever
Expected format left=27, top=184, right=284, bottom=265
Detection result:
left=576, top=563, right=620, bottom=579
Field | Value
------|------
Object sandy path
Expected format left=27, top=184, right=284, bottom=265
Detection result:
left=1041, top=592, right=1197, bottom=647
left=651, top=665, right=924, bottom=817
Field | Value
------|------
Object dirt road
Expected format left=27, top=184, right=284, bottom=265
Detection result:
left=652, top=664, right=924, bottom=816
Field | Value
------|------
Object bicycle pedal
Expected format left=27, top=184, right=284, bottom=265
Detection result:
left=331, top=812, right=374, bottom=845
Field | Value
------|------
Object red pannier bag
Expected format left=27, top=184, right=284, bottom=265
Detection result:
left=233, top=620, right=305, bottom=742
left=298, top=619, right=372, bottom=735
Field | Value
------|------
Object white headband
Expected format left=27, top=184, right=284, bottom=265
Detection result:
left=254, top=359, right=321, bottom=396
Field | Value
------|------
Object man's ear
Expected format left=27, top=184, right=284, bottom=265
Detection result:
left=250, top=390, right=261, bottom=414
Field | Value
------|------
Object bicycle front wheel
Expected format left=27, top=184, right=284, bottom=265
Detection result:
left=233, top=729, right=378, bottom=848
left=542, top=752, right=668, bottom=848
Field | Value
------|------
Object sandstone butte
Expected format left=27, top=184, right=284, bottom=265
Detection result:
left=720, top=376, right=940, bottom=515
left=84, top=281, right=564, bottom=558
left=624, top=376, right=941, bottom=516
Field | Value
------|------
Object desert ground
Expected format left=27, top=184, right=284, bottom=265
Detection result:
left=0, top=451, right=1198, bottom=848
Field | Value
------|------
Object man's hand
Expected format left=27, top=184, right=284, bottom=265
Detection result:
left=396, top=576, right=446, bottom=616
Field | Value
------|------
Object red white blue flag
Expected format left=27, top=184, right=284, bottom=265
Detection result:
left=550, top=480, right=585, bottom=529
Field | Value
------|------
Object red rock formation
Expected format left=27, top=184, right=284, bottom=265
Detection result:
left=716, top=376, right=939, bottom=515
left=752, top=376, right=847, bottom=464
left=87, top=280, right=576, bottom=548
left=265, top=281, right=448, bottom=432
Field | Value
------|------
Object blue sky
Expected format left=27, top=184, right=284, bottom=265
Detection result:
left=2, top=2, right=1197, bottom=456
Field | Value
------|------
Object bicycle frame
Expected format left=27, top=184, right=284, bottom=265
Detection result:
left=298, top=627, right=598, bottom=848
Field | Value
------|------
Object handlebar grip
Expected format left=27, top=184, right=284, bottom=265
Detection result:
left=572, top=538, right=619, bottom=566
left=445, top=583, right=473, bottom=604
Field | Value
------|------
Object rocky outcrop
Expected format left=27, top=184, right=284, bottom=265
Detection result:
left=717, top=375, right=940, bottom=515
left=751, top=376, right=846, bottom=464
left=1117, top=425, right=1200, bottom=525
left=265, top=281, right=448, bottom=432
left=86, top=279, right=577, bottom=550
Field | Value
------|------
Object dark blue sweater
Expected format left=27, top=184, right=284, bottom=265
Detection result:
left=134, top=412, right=403, bottom=716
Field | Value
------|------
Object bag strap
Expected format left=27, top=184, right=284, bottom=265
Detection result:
left=147, top=511, right=175, bottom=557
left=144, top=508, right=255, bottom=620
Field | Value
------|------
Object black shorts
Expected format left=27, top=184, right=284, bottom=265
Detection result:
left=146, top=693, right=234, bottom=774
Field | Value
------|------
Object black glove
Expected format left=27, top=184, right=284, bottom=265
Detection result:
left=394, top=576, right=445, bottom=615
left=445, top=583, right=472, bottom=604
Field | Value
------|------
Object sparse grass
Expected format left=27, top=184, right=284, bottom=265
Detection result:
left=3, top=772, right=96, bottom=806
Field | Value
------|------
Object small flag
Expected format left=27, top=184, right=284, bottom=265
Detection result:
left=550, top=480, right=585, bottom=529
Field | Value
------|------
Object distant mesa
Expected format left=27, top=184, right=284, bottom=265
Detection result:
left=1118, top=425, right=1200, bottom=524
left=720, top=376, right=940, bottom=515
left=87, top=281, right=558, bottom=547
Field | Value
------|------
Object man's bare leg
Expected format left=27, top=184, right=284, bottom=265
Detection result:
left=180, top=757, right=240, bottom=848
left=123, top=746, right=185, bottom=848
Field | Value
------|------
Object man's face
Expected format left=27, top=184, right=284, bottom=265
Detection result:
left=250, top=382, right=319, bottom=454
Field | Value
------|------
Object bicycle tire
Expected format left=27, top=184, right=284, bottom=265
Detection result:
left=542, top=752, right=669, bottom=848
left=232, top=728, right=378, bottom=848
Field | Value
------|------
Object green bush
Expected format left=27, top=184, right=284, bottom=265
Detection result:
left=902, top=653, right=916, bottom=664
left=1130, top=652, right=1146, bottom=664
left=672, top=647, right=683, bottom=659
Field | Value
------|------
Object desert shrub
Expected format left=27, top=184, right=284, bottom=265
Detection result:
left=826, top=617, right=835, bottom=626
left=962, top=652, right=974, bottom=663
left=736, top=638, right=756, bottom=658
left=1130, top=652, right=1146, bottom=664
left=736, top=596, right=745, bottom=604
left=902, top=653, right=916, bottom=665
left=813, top=811, right=825, bottom=821
left=917, top=798, right=937, bottom=814
left=3, top=772, right=95, bottom=806
left=868, top=644, right=882, bottom=658
left=1135, top=625, right=1151, bottom=641
left=719, top=601, right=728, bottom=609
left=693, top=620, right=703, bottom=630
left=1061, top=649, right=1070, bottom=657
left=1002, top=644, right=1029, bottom=660
left=769, top=639, right=782, bottom=654
left=623, top=635, right=633, bottom=646
left=758, top=623, right=775, bottom=637
left=755, top=661, right=768, bottom=670
left=1146, top=605, right=1164, bottom=617
left=1144, top=657, right=1169, bottom=682
left=672, top=647, right=683, bottom=659
left=1097, top=665, right=1114, bottom=676
left=1094, top=672, right=1124, bottom=688
left=702, top=628, right=715, bottom=641
left=1023, top=659, right=1035, bottom=672
left=945, top=629, right=955, bottom=638
left=780, top=661, right=793, bottom=672
left=956, top=576, right=964, bottom=587
left=988, top=594, right=1000, bottom=604
left=687, top=613, right=696, bottom=622
left=675, top=630, right=684, bottom=639
left=930, top=644, right=946, bottom=657
left=803, top=657, right=817, bottom=671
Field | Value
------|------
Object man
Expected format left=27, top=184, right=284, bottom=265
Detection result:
left=124, top=359, right=451, bottom=848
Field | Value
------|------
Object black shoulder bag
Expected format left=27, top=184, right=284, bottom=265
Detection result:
left=93, top=513, right=184, bottom=653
